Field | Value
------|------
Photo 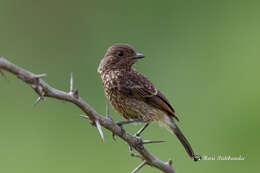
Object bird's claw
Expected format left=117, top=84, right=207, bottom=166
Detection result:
left=112, top=120, right=165, bottom=153
left=112, top=120, right=146, bottom=140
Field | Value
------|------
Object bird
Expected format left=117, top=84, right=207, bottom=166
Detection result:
left=98, top=43, right=200, bottom=161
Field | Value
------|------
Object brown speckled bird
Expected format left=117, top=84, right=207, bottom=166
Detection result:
left=98, top=44, right=200, bottom=161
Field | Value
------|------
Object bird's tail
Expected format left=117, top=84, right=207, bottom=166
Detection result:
left=159, top=116, right=200, bottom=161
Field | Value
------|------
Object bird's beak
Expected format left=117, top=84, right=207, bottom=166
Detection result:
left=132, top=53, right=145, bottom=59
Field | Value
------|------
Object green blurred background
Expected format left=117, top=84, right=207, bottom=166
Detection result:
left=0, top=0, right=259, bottom=172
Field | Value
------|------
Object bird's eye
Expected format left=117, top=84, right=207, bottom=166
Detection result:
left=116, top=50, right=124, bottom=57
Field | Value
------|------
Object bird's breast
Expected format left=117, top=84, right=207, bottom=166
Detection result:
left=101, top=71, right=122, bottom=105
left=100, top=70, right=164, bottom=121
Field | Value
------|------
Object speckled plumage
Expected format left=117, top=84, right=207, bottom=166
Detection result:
left=100, top=68, right=164, bottom=121
left=97, top=44, right=198, bottom=160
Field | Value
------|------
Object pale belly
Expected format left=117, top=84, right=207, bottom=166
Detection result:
left=106, top=89, right=163, bottom=121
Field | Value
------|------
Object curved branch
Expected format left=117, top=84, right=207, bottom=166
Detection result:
left=0, top=57, right=176, bottom=173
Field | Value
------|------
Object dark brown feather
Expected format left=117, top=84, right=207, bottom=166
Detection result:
left=154, top=90, right=179, bottom=121
left=118, top=70, right=179, bottom=121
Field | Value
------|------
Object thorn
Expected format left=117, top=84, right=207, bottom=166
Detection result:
left=70, top=72, right=74, bottom=92
left=95, top=119, right=104, bottom=141
left=0, top=70, right=7, bottom=80
left=80, top=114, right=95, bottom=125
left=80, top=115, right=104, bottom=140
left=69, top=72, right=79, bottom=98
left=131, top=161, right=147, bottom=173
left=34, top=96, right=44, bottom=105
left=142, top=140, right=166, bottom=144
left=34, top=73, right=47, bottom=78
left=80, top=114, right=89, bottom=119
left=167, top=159, right=172, bottom=166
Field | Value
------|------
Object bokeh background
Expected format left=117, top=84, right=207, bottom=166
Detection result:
left=0, top=0, right=259, bottom=172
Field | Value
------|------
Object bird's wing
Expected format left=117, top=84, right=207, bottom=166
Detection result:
left=118, top=71, right=179, bottom=121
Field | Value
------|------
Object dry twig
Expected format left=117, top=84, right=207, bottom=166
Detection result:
left=0, top=57, right=176, bottom=173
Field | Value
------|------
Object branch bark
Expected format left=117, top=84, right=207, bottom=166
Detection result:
left=0, top=57, right=177, bottom=173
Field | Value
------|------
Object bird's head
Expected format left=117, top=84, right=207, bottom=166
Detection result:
left=98, top=44, right=144, bottom=74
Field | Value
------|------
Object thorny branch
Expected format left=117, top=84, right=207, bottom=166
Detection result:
left=0, top=57, right=176, bottom=173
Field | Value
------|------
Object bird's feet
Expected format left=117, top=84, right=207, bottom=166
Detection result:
left=128, top=122, right=166, bottom=152
left=110, top=119, right=166, bottom=153
left=112, top=120, right=146, bottom=140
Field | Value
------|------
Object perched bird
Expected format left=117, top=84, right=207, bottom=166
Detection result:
left=98, top=44, right=200, bottom=161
